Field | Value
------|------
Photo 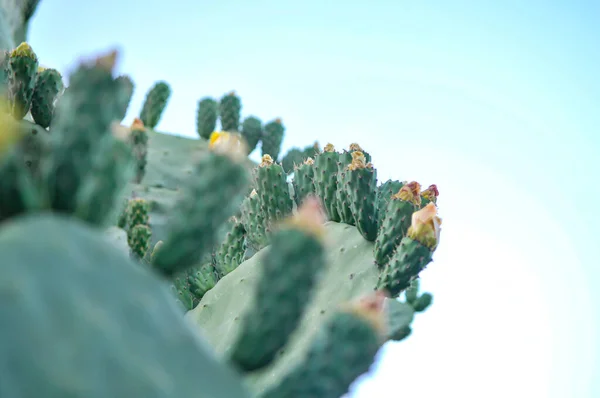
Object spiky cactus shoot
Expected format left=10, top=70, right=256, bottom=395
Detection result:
left=240, top=189, right=269, bottom=251
left=6, top=42, right=38, bottom=119
left=196, top=97, right=218, bottom=139
left=129, top=118, right=149, bottom=184
left=314, top=143, right=341, bottom=222
left=139, top=81, right=171, bottom=129
left=373, top=181, right=421, bottom=267
left=292, top=157, right=316, bottom=206
left=377, top=179, right=405, bottom=224
left=259, top=292, right=387, bottom=398
left=241, top=116, right=262, bottom=153
left=30, top=67, right=63, bottom=128
left=128, top=224, right=152, bottom=260
left=343, top=151, right=378, bottom=241
left=214, top=218, right=247, bottom=277
left=219, top=91, right=241, bottom=132
left=377, top=202, right=442, bottom=297
left=114, top=75, right=134, bottom=122
left=230, top=198, right=327, bottom=372
left=261, top=118, right=285, bottom=160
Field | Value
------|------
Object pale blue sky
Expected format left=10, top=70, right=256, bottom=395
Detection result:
left=28, top=1, right=599, bottom=397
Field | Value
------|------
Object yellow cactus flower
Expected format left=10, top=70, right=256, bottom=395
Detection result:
left=282, top=195, right=326, bottom=240
left=323, top=143, right=335, bottom=152
left=37, top=66, right=46, bottom=73
left=347, top=150, right=367, bottom=171
left=304, top=157, right=314, bottom=165
left=259, top=154, right=274, bottom=167
left=349, top=143, right=363, bottom=152
left=407, top=202, right=442, bottom=249
left=341, top=291, right=388, bottom=340
left=391, top=181, right=421, bottom=206
left=208, top=131, right=247, bottom=161
left=10, top=42, right=36, bottom=59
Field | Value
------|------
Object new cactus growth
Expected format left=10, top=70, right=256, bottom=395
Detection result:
left=261, top=118, right=285, bottom=160
left=196, top=97, right=218, bottom=139
left=214, top=217, right=247, bottom=276
left=314, top=143, right=341, bottom=222
left=376, top=179, right=405, bottom=224
left=219, top=91, right=242, bottom=132
left=292, top=157, right=316, bottom=206
left=240, top=188, right=269, bottom=251
left=139, top=80, right=171, bottom=129
left=126, top=197, right=149, bottom=230
left=377, top=202, right=442, bottom=297
left=128, top=223, right=152, bottom=260
left=129, top=118, right=148, bottom=183
left=230, top=197, right=327, bottom=372
left=241, top=115, right=263, bottom=153
left=373, top=181, right=421, bottom=267
left=6, top=42, right=38, bottom=119
left=343, top=151, right=378, bottom=241
left=30, top=67, right=63, bottom=128
left=254, top=154, right=294, bottom=227
left=114, top=74, right=134, bottom=122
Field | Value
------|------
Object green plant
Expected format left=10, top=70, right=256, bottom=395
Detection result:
left=129, top=118, right=149, bottom=183
left=261, top=118, right=285, bottom=161
left=139, top=80, right=171, bottom=129
left=196, top=97, right=218, bottom=139
left=241, top=115, right=262, bottom=153
left=114, top=74, right=134, bottom=122
left=219, top=90, right=242, bottom=132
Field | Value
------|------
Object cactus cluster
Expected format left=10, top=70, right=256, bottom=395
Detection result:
left=195, top=91, right=287, bottom=160
left=0, top=31, right=443, bottom=398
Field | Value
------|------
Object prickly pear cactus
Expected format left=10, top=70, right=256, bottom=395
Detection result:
left=139, top=80, right=171, bottom=129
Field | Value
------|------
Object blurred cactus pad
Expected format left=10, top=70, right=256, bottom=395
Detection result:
left=0, top=12, right=443, bottom=398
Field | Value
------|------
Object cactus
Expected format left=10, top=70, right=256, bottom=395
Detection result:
left=292, top=157, right=316, bottom=206
left=6, top=42, right=38, bottom=119
left=281, top=147, right=304, bottom=174
left=30, top=67, right=63, bottom=128
left=219, top=91, right=241, bottom=132
left=261, top=118, right=285, bottom=160
left=196, top=97, right=218, bottom=139
left=241, top=115, right=262, bottom=153
left=139, top=80, right=170, bottom=129
left=0, top=41, right=445, bottom=398
left=114, top=74, right=134, bottom=122
left=129, top=118, right=148, bottom=184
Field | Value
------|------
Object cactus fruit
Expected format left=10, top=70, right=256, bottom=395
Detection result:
left=214, top=217, right=247, bottom=277
left=313, top=143, right=341, bottom=222
left=259, top=292, right=386, bottom=398
left=151, top=133, right=250, bottom=277
left=261, top=118, right=285, bottom=160
left=219, top=91, right=241, bottom=132
left=139, top=80, right=170, bottom=129
left=377, top=202, right=442, bottom=297
left=230, top=198, right=327, bottom=372
left=30, top=67, right=63, bottom=128
left=373, top=181, right=421, bottom=267
left=129, top=118, right=148, bottom=184
left=6, top=42, right=38, bottom=119
left=292, top=157, right=316, bottom=206
left=114, top=74, right=134, bottom=122
left=343, top=151, right=378, bottom=241
left=241, top=115, right=262, bottom=153
left=196, top=97, right=218, bottom=139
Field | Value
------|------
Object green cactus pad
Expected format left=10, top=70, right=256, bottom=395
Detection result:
left=215, top=219, right=247, bottom=277
left=219, top=91, right=242, bottom=132
left=281, top=147, right=304, bottom=174
left=261, top=119, right=285, bottom=161
left=127, top=223, right=152, bottom=260
left=129, top=123, right=149, bottom=184
left=254, top=158, right=294, bottom=228
left=0, top=214, right=252, bottom=398
left=230, top=226, right=326, bottom=372
left=313, top=147, right=341, bottom=222
left=139, top=81, right=171, bottom=129
left=196, top=97, right=218, bottom=139
left=6, top=42, right=38, bottom=119
left=240, top=190, right=269, bottom=251
left=259, top=309, right=382, bottom=398
left=344, top=164, right=378, bottom=241
left=241, top=116, right=262, bottom=153
left=187, top=222, right=380, bottom=394
left=114, top=74, right=134, bottom=122
left=335, top=150, right=355, bottom=225
left=30, top=67, right=63, bottom=128
left=292, top=159, right=316, bottom=206
left=376, top=179, right=404, bottom=224
left=376, top=236, right=434, bottom=297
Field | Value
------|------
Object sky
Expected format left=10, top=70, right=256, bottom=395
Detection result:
left=27, top=1, right=599, bottom=397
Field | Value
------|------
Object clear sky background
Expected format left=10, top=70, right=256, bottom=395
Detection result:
left=27, top=1, right=599, bottom=397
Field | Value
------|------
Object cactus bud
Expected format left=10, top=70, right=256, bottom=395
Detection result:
left=407, top=202, right=442, bottom=249
left=392, top=181, right=421, bottom=206
left=323, top=143, right=335, bottom=153
left=259, top=154, right=274, bottom=167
